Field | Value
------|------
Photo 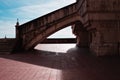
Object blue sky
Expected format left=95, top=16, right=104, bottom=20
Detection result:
left=0, top=0, right=76, bottom=38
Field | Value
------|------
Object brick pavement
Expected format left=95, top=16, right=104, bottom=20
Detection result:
left=0, top=44, right=120, bottom=80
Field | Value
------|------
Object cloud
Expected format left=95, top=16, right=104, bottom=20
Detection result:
left=11, top=0, right=76, bottom=24
left=0, top=0, right=76, bottom=38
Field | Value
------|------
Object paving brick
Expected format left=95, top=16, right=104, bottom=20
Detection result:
left=0, top=45, right=120, bottom=80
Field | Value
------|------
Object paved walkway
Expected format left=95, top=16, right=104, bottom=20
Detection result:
left=0, top=44, right=120, bottom=80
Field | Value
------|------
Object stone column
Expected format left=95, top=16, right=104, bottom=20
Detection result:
left=72, top=22, right=89, bottom=48
left=76, top=31, right=89, bottom=47
left=15, top=19, right=20, bottom=39
left=14, top=19, right=23, bottom=51
left=85, top=0, right=120, bottom=56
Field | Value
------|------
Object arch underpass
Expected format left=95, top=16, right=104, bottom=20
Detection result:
left=15, top=3, right=86, bottom=50
left=24, top=13, right=83, bottom=50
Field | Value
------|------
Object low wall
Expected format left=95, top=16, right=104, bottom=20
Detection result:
left=0, top=38, right=16, bottom=54
left=41, top=38, right=76, bottom=44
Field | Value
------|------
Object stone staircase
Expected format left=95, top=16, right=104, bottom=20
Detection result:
left=0, top=39, right=16, bottom=54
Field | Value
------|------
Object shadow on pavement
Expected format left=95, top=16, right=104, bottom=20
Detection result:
left=0, top=46, right=120, bottom=80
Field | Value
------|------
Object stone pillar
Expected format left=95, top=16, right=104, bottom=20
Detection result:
left=14, top=19, right=23, bottom=51
left=72, top=22, right=89, bottom=47
left=85, top=0, right=120, bottom=56
left=15, top=19, right=20, bottom=39
left=90, top=29, right=107, bottom=56
left=90, top=23, right=119, bottom=56
left=76, top=30, right=89, bottom=47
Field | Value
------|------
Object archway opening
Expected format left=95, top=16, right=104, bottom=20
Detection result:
left=48, top=26, right=75, bottom=39
left=34, top=26, right=76, bottom=53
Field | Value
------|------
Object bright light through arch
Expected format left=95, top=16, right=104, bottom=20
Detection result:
left=48, top=26, right=75, bottom=38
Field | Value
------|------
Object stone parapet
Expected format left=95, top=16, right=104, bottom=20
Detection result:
left=0, top=39, right=16, bottom=54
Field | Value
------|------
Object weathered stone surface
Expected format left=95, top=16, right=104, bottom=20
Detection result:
left=75, top=0, right=120, bottom=56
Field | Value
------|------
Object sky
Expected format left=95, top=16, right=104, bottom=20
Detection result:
left=0, top=0, right=76, bottom=38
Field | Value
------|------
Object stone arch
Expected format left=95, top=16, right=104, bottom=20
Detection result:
left=24, top=13, right=84, bottom=50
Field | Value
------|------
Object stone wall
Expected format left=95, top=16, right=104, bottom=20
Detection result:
left=87, top=0, right=120, bottom=56
left=0, top=39, right=16, bottom=54
left=76, top=0, right=120, bottom=56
